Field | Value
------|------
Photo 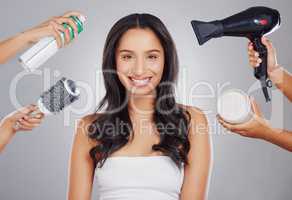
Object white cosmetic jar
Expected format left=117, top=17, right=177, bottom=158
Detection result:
left=217, top=89, right=253, bottom=124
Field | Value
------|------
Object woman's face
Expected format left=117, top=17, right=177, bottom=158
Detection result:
left=115, top=28, right=165, bottom=96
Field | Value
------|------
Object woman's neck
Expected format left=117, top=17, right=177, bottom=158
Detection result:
left=128, top=93, right=156, bottom=120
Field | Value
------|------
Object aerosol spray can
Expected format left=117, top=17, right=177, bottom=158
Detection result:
left=19, top=15, right=86, bottom=72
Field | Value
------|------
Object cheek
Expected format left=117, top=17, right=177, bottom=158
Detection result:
left=116, top=61, right=132, bottom=86
left=148, top=59, right=164, bottom=78
left=116, top=59, right=130, bottom=73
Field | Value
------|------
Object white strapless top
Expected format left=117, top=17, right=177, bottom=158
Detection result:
left=94, top=156, right=184, bottom=200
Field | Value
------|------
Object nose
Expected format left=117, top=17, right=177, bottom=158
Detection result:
left=132, top=56, right=146, bottom=76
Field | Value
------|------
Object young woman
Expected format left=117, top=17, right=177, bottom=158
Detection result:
left=68, top=13, right=212, bottom=200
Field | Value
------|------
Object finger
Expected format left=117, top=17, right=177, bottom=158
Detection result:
left=249, top=56, right=261, bottom=62
left=20, top=104, right=37, bottom=114
left=50, top=19, right=69, bottom=45
left=261, top=36, right=272, bottom=47
left=55, top=21, right=71, bottom=45
left=16, top=123, right=35, bottom=131
left=49, top=25, right=63, bottom=48
left=18, top=127, right=33, bottom=132
left=23, top=117, right=43, bottom=124
left=248, top=49, right=256, bottom=56
left=249, top=57, right=262, bottom=65
left=49, top=21, right=66, bottom=47
left=55, top=17, right=79, bottom=39
left=17, top=119, right=38, bottom=129
left=218, top=119, right=233, bottom=131
left=248, top=42, right=254, bottom=50
left=217, top=116, right=231, bottom=130
left=14, top=105, right=37, bottom=120
left=34, top=113, right=44, bottom=119
left=249, top=60, right=260, bottom=68
left=64, top=28, right=71, bottom=45
left=217, top=117, right=247, bottom=132
left=18, top=124, right=40, bottom=131
left=250, top=97, right=263, bottom=117
left=261, top=36, right=274, bottom=53
left=51, top=20, right=66, bottom=33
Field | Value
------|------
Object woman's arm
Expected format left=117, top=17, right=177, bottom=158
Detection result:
left=180, top=106, right=212, bottom=200
left=67, top=115, right=98, bottom=200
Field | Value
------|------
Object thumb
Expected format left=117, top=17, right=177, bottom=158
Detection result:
left=250, top=97, right=262, bottom=117
left=261, top=36, right=274, bottom=53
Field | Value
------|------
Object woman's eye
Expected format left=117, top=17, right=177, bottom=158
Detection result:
left=148, top=55, right=158, bottom=60
left=121, top=55, right=132, bottom=60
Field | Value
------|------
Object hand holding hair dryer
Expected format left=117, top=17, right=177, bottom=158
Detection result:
left=191, top=6, right=281, bottom=102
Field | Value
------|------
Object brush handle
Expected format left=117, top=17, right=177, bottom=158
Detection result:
left=252, top=37, right=272, bottom=102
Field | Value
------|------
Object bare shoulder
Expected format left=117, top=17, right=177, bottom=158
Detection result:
left=74, top=113, right=102, bottom=149
left=177, top=103, right=208, bottom=126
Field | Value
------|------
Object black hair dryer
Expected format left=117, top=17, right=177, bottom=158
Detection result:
left=191, top=6, right=281, bottom=102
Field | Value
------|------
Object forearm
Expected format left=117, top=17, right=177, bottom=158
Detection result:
left=270, top=66, right=292, bottom=102
left=263, top=127, right=292, bottom=152
left=0, top=120, right=15, bottom=153
left=0, top=31, right=32, bottom=64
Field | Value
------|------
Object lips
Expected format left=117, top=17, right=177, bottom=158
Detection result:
left=128, top=76, right=152, bottom=87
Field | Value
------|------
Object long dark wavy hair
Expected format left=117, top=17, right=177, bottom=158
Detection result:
left=88, top=13, right=191, bottom=169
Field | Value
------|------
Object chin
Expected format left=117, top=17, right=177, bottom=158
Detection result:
left=127, top=86, right=156, bottom=96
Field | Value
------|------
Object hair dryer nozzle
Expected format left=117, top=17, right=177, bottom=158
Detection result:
left=191, top=20, right=224, bottom=45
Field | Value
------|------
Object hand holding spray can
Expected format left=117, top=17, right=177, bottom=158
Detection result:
left=19, top=15, right=86, bottom=72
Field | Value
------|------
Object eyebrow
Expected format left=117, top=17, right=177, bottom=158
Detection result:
left=118, top=49, right=161, bottom=53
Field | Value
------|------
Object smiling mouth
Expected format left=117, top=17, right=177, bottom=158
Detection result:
left=128, top=76, right=152, bottom=87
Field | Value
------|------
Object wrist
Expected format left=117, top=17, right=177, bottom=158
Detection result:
left=260, top=125, right=275, bottom=142
left=0, top=117, right=16, bottom=136
left=269, top=65, right=285, bottom=88
left=18, top=29, right=40, bottom=46
left=0, top=119, right=16, bottom=145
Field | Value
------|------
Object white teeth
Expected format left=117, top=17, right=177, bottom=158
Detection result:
left=130, top=77, right=151, bottom=86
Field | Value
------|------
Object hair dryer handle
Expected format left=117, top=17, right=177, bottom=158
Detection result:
left=252, top=38, right=268, bottom=79
left=251, top=37, right=272, bottom=102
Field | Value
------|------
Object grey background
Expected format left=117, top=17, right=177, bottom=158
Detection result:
left=0, top=0, right=291, bottom=199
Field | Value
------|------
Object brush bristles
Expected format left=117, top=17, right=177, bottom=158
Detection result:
left=40, top=77, right=80, bottom=114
